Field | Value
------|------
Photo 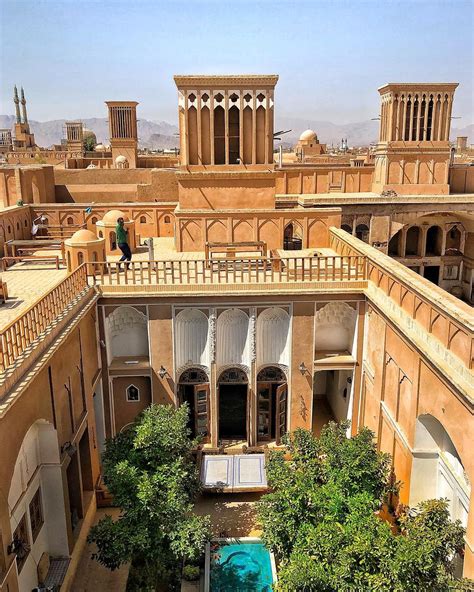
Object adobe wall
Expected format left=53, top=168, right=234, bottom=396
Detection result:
left=0, top=205, right=32, bottom=256
left=0, top=165, right=55, bottom=207
left=450, top=165, right=474, bottom=194
left=275, top=165, right=374, bottom=194
left=177, top=170, right=276, bottom=210
left=29, top=202, right=176, bottom=240
left=0, top=307, right=101, bottom=590
left=175, top=207, right=341, bottom=251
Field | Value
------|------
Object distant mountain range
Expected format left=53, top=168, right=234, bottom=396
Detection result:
left=1, top=114, right=471, bottom=150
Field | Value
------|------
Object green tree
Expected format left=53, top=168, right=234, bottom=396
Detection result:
left=83, top=135, right=96, bottom=152
left=88, top=404, right=210, bottom=590
left=258, top=422, right=470, bottom=591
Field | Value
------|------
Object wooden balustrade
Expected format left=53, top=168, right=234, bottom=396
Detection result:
left=0, top=265, right=89, bottom=373
left=85, top=254, right=367, bottom=287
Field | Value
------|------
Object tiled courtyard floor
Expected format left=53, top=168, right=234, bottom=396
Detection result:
left=71, top=508, right=130, bottom=592
left=194, top=492, right=263, bottom=537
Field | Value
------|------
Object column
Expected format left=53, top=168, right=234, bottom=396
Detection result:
left=210, top=91, right=215, bottom=165
left=437, top=96, right=445, bottom=141
left=421, top=99, right=430, bottom=140
left=402, top=96, right=407, bottom=141
left=415, top=96, right=421, bottom=141
left=197, top=90, right=202, bottom=165
left=444, top=95, right=453, bottom=142
left=408, top=96, right=414, bottom=141
left=431, top=94, right=438, bottom=141
left=264, top=90, right=270, bottom=164
left=209, top=309, right=218, bottom=447
left=249, top=307, right=257, bottom=446
left=184, top=93, right=190, bottom=166
left=224, top=89, right=229, bottom=165
left=395, top=95, right=401, bottom=140
left=239, top=91, right=244, bottom=164
left=252, top=90, right=257, bottom=165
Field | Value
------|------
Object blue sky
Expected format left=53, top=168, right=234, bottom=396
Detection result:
left=1, top=0, right=473, bottom=125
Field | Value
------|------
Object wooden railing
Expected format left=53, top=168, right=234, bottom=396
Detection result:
left=0, top=265, right=90, bottom=373
left=85, top=254, right=367, bottom=287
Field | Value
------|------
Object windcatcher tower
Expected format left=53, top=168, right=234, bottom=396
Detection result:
left=172, top=75, right=280, bottom=251
left=65, top=121, right=84, bottom=152
left=174, top=75, right=278, bottom=167
left=105, top=101, right=138, bottom=168
left=372, top=83, right=458, bottom=195
left=13, top=86, right=36, bottom=150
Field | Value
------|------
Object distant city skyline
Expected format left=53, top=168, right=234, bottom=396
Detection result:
left=1, top=0, right=473, bottom=126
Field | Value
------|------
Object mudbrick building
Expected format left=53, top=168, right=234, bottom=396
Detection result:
left=0, top=75, right=472, bottom=590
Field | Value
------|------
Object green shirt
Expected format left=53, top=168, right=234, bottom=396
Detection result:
left=116, top=223, right=128, bottom=244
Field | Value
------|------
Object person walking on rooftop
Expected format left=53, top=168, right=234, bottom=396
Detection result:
left=116, top=216, right=132, bottom=268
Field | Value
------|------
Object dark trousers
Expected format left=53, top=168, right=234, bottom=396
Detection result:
left=118, top=242, right=132, bottom=263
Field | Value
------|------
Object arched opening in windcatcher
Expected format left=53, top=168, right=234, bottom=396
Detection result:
left=178, top=367, right=210, bottom=440
left=218, top=367, right=248, bottom=441
left=256, top=366, right=288, bottom=444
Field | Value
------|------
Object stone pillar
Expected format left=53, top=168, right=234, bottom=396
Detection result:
left=444, top=95, right=453, bottom=142
left=422, top=97, right=429, bottom=140
left=408, top=96, right=414, bottom=141
left=351, top=301, right=366, bottom=436
left=209, top=309, right=218, bottom=447
left=249, top=307, right=257, bottom=446
left=415, top=96, right=421, bottom=141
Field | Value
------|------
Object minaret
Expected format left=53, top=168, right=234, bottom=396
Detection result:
left=20, top=87, right=28, bottom=125
left=13, top=86, right=21, bottom=124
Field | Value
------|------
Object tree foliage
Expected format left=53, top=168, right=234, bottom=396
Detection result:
left=88, top=404, right=210, bottom=589
left=258, top=422, right=470, bottom=591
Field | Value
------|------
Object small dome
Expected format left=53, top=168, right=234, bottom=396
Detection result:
left=67, top=229, right=100, bottom=245
left=115, top=155, right=128, bottom=164
left=95, top=143, right=106, bottom=151
left=101, top=209, right=129, bottom=225
left=86, top=163, right=97, bottom=169
left=299, top=129, right=318, bottom=142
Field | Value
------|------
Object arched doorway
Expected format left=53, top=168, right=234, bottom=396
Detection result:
left=256, top=366, right=288, bottom=444
left=388, top=230, right=402, bottom=256
left=445, top=225, right=462, bottom=255
left=426, top=225, right=443, bottom=256
left=355, top=224, right=369, bottom=243
left=177, top=367, right=210, bottom=441
left=405, top=226, right=420, bottom=256
left=218, top=367, right=248, bottom=440
left=283, top=222, right=303, bottom=250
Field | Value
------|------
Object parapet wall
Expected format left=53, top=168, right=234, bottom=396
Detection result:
left=275, top=165, right=374, bottom=194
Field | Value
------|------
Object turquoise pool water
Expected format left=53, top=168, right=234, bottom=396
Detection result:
left=210, top=541, right=274, bottom=591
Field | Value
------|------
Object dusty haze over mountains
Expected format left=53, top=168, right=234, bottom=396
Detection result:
left=0, top=114, right=472, bottom=151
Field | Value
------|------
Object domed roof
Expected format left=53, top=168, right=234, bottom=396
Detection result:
left=67, top=229, right=100, bottom=245
left=86, top=163, right=97, bottom=169
left=299, top=129, right=318, bottom=142
left=101, top=209, right=129, bottom=225
left=95, top=143, right=106, bottom=151
left=115, top=155, right=128, bottom=164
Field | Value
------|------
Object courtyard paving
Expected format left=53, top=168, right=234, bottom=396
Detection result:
left=194, top=492, right=262, bottom=537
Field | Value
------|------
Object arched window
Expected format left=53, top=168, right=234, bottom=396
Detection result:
left=445, top=226, right=462, bottom=254
left=426, top=225, right=443, bottom=256
left=315, top=302, right=357, bottom=353
left=214, top=106, right=225, bottom=165
left=77, top=252, right=84, bottom=265
left=284, top=222, right=303, bottom=250
left=164, top=215, right=171, bottom=224
left=218, top=367, right=248, bottom=383
left=341, top=224, right=352, bottom=234
left=16, top=222, right=20, bottom=231
left=388, top=231, right=401, bottom=256
left=175, top=308, right=209, bottom=371
left=67, top=216, right=74, bottom=225
left=355, top=224, right=369, bottom=243
left=229, top=105, right=240, bottom=164
left=140, top=215, right=146, bottom=224
left=257, top=307, right=290, bottom=368
left=91, top=216, right=98, bottom=225
left=126, top=384, right=140, bottom=402
left=405, top=226, right=420, bottom=256
left=106, top=306, right=149, bottom=360
left=110, top=231, right=117, bottom=251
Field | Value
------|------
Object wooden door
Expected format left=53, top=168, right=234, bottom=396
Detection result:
left=257, top=383, right=272, bottom=441
left=194, top=384, right=210, bottom=441
left=276, top=383, right=288, bottom=445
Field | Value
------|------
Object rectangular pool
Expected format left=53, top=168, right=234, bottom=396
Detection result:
left=205, top=537, right=277, bottom=591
